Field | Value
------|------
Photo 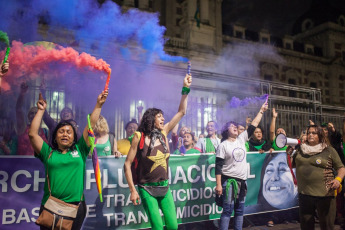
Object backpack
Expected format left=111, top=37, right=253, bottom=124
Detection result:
left=131, top=132, right=145, bottom=185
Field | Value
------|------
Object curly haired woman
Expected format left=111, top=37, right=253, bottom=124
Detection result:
left=124, top=73, right=192, bottom=230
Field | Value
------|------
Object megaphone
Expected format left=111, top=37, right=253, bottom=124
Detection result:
left=275, top=133, right=301, bottom=148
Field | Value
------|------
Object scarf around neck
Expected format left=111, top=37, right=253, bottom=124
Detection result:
left=249, top=138, right=266, bottom=150
left=300, top=143, right=327, bottom=156
left=149, top=129, right=168, bottom=152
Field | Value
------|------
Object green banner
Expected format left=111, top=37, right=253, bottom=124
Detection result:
left=0, top=152, right=298, bottom=229
left=83, top=151, right=298, bottom=229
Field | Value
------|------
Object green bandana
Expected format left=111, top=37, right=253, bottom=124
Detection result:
left=205, top=138, right=216, bottom=153
left=226, top=179, right=238, bottom=202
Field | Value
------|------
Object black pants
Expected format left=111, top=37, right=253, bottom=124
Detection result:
left=299, top=193, right=336, bottom=230
left=38, top=200, right=86, bottom=230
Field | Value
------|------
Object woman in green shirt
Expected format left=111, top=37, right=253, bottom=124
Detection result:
left=29, top=90, right=108, bottom=230
left=94, top=115, right=116, bottom=156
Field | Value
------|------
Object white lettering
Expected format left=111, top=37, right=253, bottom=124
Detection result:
left=247, top=163, right=255, bottom=179
left=187, top=165, right=201, bottom=183
left=115, top=212, right=126, bottom=225
left=104, top=194, right=114, bottom=208
left=31, top=207, right=40, bottom=222
left=173, top=166, right=187, bottom=184
left=118, top=169, right=128, bottom=188
left=103, top=169, right=117, bottom=188
left=86, top=204, right=96, bottom=218
left=2, top=209, right=16, bottom=224
left=104, top=213, right=113, bottom=227
left=11, top=170, right=31, bottom=192
left=207, top=164, right=216, bottom=182
left=33, top=170, right=45, bottom=192
left=86, top=170, right=95, bottom=190
left=0, top=171, right=8, bottom=192
left=114, top=194, right=125, bottom=207
left=191, top=205, right=200, bottom=217
left=177, top=189, right=187, bottom=201
left=16, top=208, right=30, bottom=223
left=137, top=211, right=148, bottom=224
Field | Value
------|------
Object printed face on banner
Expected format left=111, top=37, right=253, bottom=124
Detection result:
left=262, top=153, right=297, bottom=209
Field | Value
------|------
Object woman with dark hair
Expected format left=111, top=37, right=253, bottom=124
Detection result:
left=215, top=102, right=268, bottom=230
left=29, top=90, right=108, bottom=230
left=124, top=73, right=192, bottom=230
left=292, top=125, right=345, bottom=230
left=245, top=126, right=273, bottom=153
left=116, top=119, right=139, bottom=157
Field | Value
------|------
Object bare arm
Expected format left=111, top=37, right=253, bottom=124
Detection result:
left=82, top=90, right=108, bottom=146
left=251, top=102, right=268, bottom=127
left=28, top=94, right=46, bottom=154
left=164, top=74, right=192, bottom=134
left=270, top=108, right=277, bottom=142
left=124, top=134, right=140, bottom=205
left=16, top=83, right=28, bottom=135
left=112, top=138, right=117, bottom=156
left=137, top=104, right=143, bottom=124
left=171, top=123, right=179, bottom=137
left=330, top=167, right=345, bottom=190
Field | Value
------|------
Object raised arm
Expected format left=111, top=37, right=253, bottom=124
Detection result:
left=124, top=134, right=140, bottom=205
left=270, top=108, right=278, bottom=142
left=171, top=123, right=179, bottom=137
left=40, top=81, right=57, bottom=130
left=164, top=74, right=192, bottom=134
left=28, top=94, right=46, bottom=154
left=251, top=101, right=268, bottom=127
left=82, top=90, right=108, bottom=146
left=137, top=104, right=143, bottom=124
left=16, top=83, right=28, bottom=135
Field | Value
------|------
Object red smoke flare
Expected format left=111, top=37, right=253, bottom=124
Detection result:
left=0, top=41, right=111, bottom=91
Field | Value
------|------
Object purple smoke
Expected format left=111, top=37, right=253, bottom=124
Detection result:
left=229, top=94, right=268, bottom=108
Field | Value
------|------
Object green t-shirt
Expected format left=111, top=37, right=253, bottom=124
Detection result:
left=36, top=137, right=90, bottom=205
left=96, top=139, right=112, bottom=156
left=173, top=148, right=201, bottom=155
left=295, top=146, right=344, bottom=197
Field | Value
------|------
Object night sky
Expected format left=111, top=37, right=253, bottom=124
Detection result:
left=222, top=0, right=345, bottom=36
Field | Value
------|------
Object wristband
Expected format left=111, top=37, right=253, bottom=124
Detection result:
left=335, top=177, right=342, bottom=183
left=181, top=87, right=190, bottom=95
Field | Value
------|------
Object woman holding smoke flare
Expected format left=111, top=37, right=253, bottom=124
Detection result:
left=29, top=90, right=108, bottom=230
left=124, top=72, right=192, bottom=230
